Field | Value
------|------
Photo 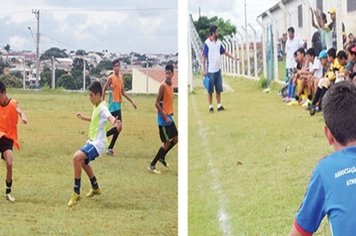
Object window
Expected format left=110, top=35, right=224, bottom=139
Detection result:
left=298, top=4, right=303, bottom=28
left=316, top=0, right=323, bottom=12
left=347, top=0, right=356, bottom=12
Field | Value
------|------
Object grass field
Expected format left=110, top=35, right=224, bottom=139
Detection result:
left=188, top=75, right=332, bottom=235
left=0, top=90, right=177, bottom=235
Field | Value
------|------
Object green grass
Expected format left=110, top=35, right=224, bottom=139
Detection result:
left=0, top=90, right=177, bottom=235
left=188, top=75, right=332, bottom=235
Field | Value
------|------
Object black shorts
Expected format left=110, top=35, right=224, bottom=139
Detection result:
left=159, top=122, right=178, bottom=143
left=0, top=136, right=13, bottom=160
left=111, top=110, right=122, bottom=122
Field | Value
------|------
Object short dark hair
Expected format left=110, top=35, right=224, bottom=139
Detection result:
left=209, top=25, right=218, bottom=35
left=165, top=64, right=174, bottom=73
left=306, top=48, right=315, bottom=57
left=327, top=48, right=336, bottom=58
left=88, top=80, right=102, bottom=96
left=112, top=59, right=120, bottom=67
left=322, top=81, right=356, bottom=145
left=321, top=13, right=327, bottom=23
left=287, top=27, right=295, bottom=33
left=337, top=50, right=347, bottom=60
left=295, top=48, right=305, bottom=56
left=0, top=81, right=6, bottom=94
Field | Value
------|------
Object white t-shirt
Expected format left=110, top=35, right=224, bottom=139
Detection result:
left=88, top=102, right=111, bottom=155
left=285, top=36, right=305, bottom=69
left=202, top=38, right=226, bottom=73
left=309, top=58, right=323, bottom=79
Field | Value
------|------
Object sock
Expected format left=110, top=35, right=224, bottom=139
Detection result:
left=5, top=180, right=12, bottom=194
left=319, top=87, right=328, bottom=109
left=150, top=147, right=167, bottom=167
left=312, top=87, right=322, bottom=105
left=308, top=94, right=312, bottom=101
left=90, top=176, right=99, bottom=190
left=295, top=95, right=299, bottom=101
left=74, top=178, right=81, bottom=194
left=217, top=103, right=222, bottom=108
left=209, top=104, right=213, bottom=109
left=162, top=140, right=177, bottom=161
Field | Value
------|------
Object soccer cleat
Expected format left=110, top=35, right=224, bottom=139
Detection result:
left=209, top=107, right=214, bottom=113
left=5, top=193, right=15, bottom=202
left=287, top=99, right=299, bottom=106
left=67, top=192, right=81, bottom=207
left=159, top=158, right=169, bottom=168
left=106, top=149, right=114, bottom=156
left=86, top=188, right=101, bottom=198
left=217, top=105, right=225, bottom=111
left=147, top=165, right=161, bottom=174
left=309, top=105, right=320, bottom=116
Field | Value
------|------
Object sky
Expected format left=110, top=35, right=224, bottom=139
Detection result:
left=189, top=0, right=279, bottom=37
left=0, top=0, right=177, bottom=54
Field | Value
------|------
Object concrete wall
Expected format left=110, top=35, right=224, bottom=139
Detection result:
left=132, top=68, right=160, bottom=94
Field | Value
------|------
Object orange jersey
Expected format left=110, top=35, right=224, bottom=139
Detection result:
left=0, top=99, right=19, bottom=149
left=109, top=74, right=123, bottom=103
left=160, top=81, right=174, bottom=115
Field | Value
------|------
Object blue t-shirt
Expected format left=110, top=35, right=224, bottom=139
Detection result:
left=157, top=113, right=173, bottom=126
left=295, top=146, right=356, bottom=235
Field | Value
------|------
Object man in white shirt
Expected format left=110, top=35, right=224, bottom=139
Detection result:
left=285, top=27, right=305, bottom=83
left=202, top=25, right=237, bottom=113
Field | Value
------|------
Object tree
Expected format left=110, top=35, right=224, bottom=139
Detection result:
left=193, top=16, right=236, bottom=42
left=72, top=58, right=90, bottom=71
left=4, top=44, right=11, bottom=53
left=75, top=49, right=87, bottom=56
left=0, top=74, right=22, bottom=88
left=40, top=68, right=67, bottom=88
left=40, top=47, right=68, bottom=60
left=123, top=74, right=132, bottom=91
left=96, top=60, right=112, bottom=71
left=56, top=74, right=75, bottom=90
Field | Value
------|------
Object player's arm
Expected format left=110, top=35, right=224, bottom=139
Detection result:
left=121, top=79, right=137, bottom=109
left=155, top=84, right=170, bottom=123
left=224, top=51, right=238, bottom=61
left=202, top=44, right=208, bottom=76
left=76, top=113, right=91, bottom=122
left=16, top=104, right=27, bottom=124
left=102, top=76, right=112, bottom=101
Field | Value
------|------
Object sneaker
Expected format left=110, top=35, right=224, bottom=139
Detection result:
left=106, top=149, right=114, bottom=156
left=86, top=188, right=101, bottom=198
left=147, top=165, right=161, bottom=174
left=287, top=99, right=299, bottom=106
left=309, top=105, right=320, bottom=116
left=209, top=107, right=214, bottom=113
left=301, top=99, right=311, bottom=108
left=159, top=158, right=169, bottom=168
left=67, top=192, right=81, bottom=207
left=217, top=105, right=225, bottom=111
left=5, top=193, right=15, bottom=202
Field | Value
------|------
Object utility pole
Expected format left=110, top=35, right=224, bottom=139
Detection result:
left=83, top=57, right=86, bottom=90
left=32, top=9, right=40, bottom=87
left=244, top=0, right=250, bottom=77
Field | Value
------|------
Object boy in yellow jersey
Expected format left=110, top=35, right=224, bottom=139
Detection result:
left=0, top=81, right=27, bottom=202
left=102, top=59, right=136, bottom=156
left=148, top=64, right=178, bottom=174
left=68, top=81, right=122, bottom=207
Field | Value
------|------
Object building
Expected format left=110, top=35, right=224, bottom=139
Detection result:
left=132, top=67, right=178, bottom=94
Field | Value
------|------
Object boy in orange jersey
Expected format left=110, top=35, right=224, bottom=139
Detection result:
left=148, top=64, right=178, bottom=174
left=0, top=81, right=27, bottom=202
left=102, top=59, right=136, bottom=156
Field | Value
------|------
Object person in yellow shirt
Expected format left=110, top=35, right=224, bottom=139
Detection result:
left=0, top=81, right=27, bottom=202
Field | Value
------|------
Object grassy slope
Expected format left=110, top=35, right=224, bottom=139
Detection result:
left=189, top=75, right=331, bottom=235
left=0, top=90, right=177, bottom=236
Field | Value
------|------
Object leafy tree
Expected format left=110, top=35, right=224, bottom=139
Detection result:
left=123, top=74, right=132, bottom=91
left=193, top=16, right=236, bottom=42
left=40, top=68, right=67, bottom=88
left=96, top=60, right=112, bottom=71
left=72, top=58, right=90, bottom=71
left=75, top=49, right=87, bottom=56
left=0, top=74, right=22, bottom=88
left=0, top=58, right=10, bottom=75
left=4, top=44, right=11, bottom=53
left=40, top=47, right=68, bottom=60
left=56, top=74, right=75, bottom=90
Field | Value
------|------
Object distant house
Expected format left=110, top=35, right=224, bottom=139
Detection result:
left=132, top=67, right=178, bottom=94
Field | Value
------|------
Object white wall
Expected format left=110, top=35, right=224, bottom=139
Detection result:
left=132, top=68, right=161, bottom=94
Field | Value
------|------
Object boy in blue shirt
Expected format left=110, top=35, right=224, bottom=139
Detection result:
left=290, top=81, right=356, bottom=235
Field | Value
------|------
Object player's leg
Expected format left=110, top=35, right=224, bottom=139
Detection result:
left=68, top=150, right=87, bottom=207
left=215, top=70, right=224, bottom=111
left=106, top=110, right=122, bottom=156
left=208, top=72, right=214, bottom=112
left=3, top=150, right=15, bottom=202
left=157, top=122, right=178, bottom=168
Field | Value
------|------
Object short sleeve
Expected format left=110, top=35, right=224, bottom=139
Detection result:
left=202, top=44, right=209, bottom=57
left=220, top=44, right=226, bottom=55
left=99, top=103, right=111, bottom=121
left=345, top=61, right=354, bottom=72
left=295, top=167, right=326, bottom=234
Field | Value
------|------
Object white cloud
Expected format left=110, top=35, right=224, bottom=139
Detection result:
left=9, top=36, right=30, bottom=50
